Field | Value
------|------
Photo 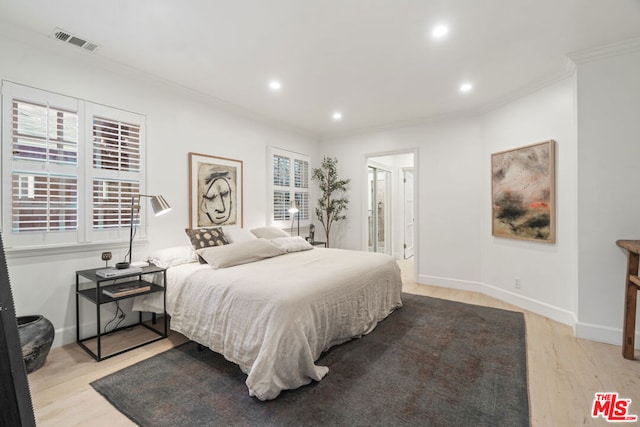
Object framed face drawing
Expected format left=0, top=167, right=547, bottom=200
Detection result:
left=189, top=152, right=243, bottom=228
left=491, top=140, right=555, bottom=243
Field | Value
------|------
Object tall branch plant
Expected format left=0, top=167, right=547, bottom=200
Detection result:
left=312, top=156, right=350, bottom=247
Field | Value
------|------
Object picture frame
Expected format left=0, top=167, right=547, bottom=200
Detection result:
left=491, top=140, right=555, bottom=243
left=189, top=152, right=243, bottom=228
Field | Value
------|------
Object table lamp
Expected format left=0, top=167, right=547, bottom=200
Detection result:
left=116, top=194, right=171, bottom=269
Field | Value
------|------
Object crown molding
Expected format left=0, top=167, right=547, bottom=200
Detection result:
left=568, top=37, right=640, bottom=64
left=477, top=59, right=576, bottom=114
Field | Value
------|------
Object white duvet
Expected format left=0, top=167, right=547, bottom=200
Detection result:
left=135, top=247, right=403, bottom=400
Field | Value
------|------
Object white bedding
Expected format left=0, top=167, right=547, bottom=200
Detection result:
left=134, top=247, right=403, bottom=400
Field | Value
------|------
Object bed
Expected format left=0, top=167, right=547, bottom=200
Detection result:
left=133, top=231, right=403, bottom=400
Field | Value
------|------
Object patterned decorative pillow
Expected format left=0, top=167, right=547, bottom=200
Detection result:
left=185, top=227, right=229, bottom=263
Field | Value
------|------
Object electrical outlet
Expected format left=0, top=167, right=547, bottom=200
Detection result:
left=514, top=277, right=521, bottom=289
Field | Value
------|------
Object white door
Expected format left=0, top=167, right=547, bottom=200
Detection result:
left=403, top=169, right=414, bottom=259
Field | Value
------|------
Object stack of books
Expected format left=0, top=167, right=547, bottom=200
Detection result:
left=102, top=283, right=151, bottom=298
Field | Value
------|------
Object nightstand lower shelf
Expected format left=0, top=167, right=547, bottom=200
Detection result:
left=77, top=318, right=167, bottom=361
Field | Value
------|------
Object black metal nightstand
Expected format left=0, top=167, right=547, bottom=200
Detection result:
left=310, top=241, right=327, bottom=247
left=75, top=265, right=167, bottom=361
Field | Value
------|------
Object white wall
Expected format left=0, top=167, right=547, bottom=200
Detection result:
left=575, top=49, right=640, bottom=345
left=322, top=76, right=579, bottom=328
left=480, top=77, right=579, bottom=326
left=321, top=118, right=484, bottom=289
left=323, top=62, right=640, bottom=348
left=0, top=34, right=319, bottom=347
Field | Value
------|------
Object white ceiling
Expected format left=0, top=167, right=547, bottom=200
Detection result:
left=1, top=0, right=639, bottom=138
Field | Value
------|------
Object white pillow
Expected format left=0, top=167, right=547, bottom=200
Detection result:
left=250, top=226, right=291, bottom=240
left=269, top=236, right=314, bottom=253
left=196, top=238, right=285, bottom=269
left=223, top=227, right=258, bottom=244
left=147, top=245, right=197, bottom=268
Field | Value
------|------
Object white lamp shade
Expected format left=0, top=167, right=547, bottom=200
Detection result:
left=150, top=195, right=171, bottom=216
left=288, top=200, right=299, bottom=213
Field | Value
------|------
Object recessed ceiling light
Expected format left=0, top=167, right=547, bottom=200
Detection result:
left=431, top=24, right=449, bottom=39
left=459, top=82, right=473, bottom=93
left=269, top=80, right=281, bottom=91
left=332, top=112, right=343, bottom=121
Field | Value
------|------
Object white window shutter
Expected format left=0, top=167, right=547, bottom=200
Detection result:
left=269, top=147, right=311, bottom=228
left=1, top=81, right=146, bottom=249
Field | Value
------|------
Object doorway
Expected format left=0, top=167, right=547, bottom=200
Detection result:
left=364, top=151, right=416, bottom=261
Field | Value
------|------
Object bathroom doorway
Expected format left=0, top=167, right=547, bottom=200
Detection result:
left=365, top=151, right=416, bottom=261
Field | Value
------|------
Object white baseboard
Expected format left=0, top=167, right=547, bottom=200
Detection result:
left=481, top=282, right=577, bottom=328
left=418, top=274, right=576, bottom=328
left=53, top=315, right=154, bottom=349
left=575, top=321, right=640, bottom=349
left=418, top=274, right=483, bottom=293
left=53, top=325, right=77, bottom=349
left=418, top=274, right=640, bottom=348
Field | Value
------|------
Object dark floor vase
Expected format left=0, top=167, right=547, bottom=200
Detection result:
left=17, top=315, right=54, bottom=373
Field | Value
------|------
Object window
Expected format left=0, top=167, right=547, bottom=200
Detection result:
left=270, top=147, right=310, bottom=228
left=273, top=154, right=291, bottom=222
left=1, top=81, right=145, bottom=249
left=90, top=112, right=143, bottom=234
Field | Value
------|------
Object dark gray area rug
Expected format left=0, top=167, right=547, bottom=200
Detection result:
left=91, top=293, right=529, bottom=426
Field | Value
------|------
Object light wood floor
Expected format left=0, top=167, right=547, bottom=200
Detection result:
left=27, top=260, right=640, bottom=427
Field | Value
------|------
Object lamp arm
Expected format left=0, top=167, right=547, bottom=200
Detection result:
left=128, top=195, right=135, bottom=265
left=117, top=193, right=170, bottom=269
left=127, top=194, right=156, bottom=264
left=116, top=195, right=137, bottom=269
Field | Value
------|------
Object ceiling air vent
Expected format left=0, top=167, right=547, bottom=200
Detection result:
left=50, top=28, right=99, bottom=53
left=53, top=30, right=71, bottom=42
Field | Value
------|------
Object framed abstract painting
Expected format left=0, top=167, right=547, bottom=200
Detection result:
left=491, top=140, right=555, bottom=243
left=189, top=152, right=243, bottom=228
